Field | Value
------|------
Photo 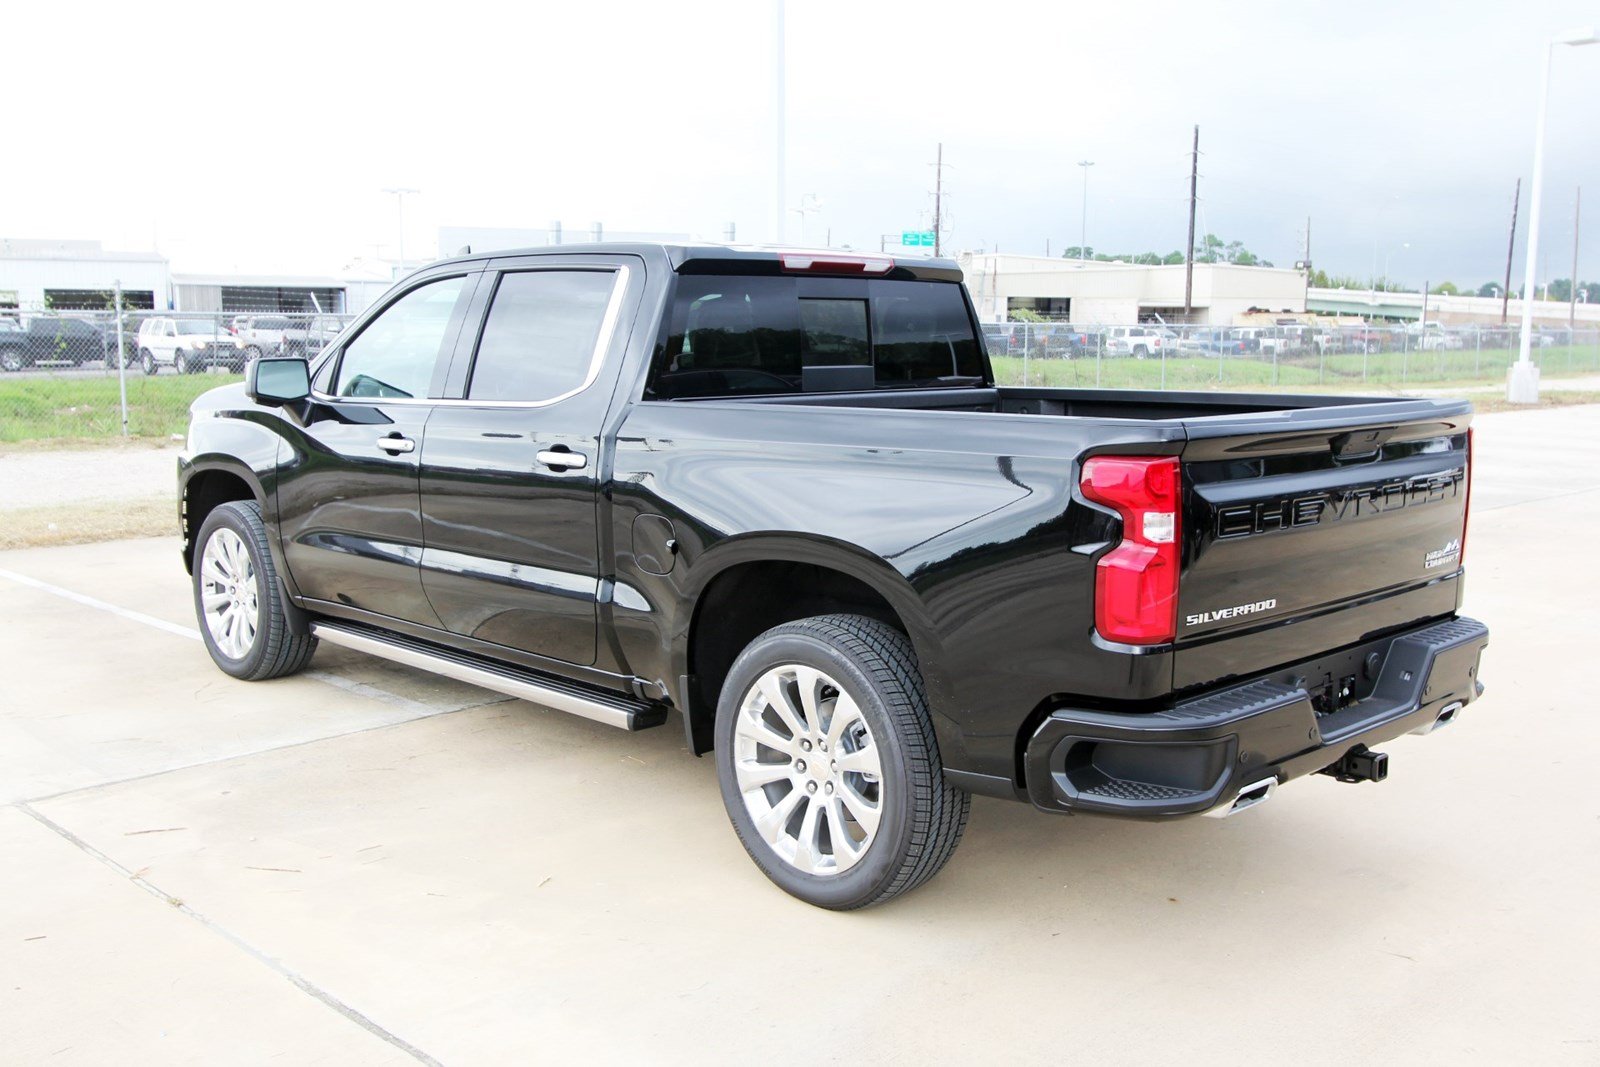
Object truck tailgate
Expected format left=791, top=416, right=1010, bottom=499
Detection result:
left=1174, top=405, right=1471, bottom=689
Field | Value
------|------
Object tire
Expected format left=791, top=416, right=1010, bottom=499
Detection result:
left=192, top=500, right=318, bottom=681
left=141, top=348, right=157, bottom=375
left=1132, top=345, right=1149, bottom=359
left=715, top=614, right=970, bottom=910
left=243, top=345, right=262, bottom=366
left=174, top=349, right=190, bottom=375
left=0, top=348, right=21, bottom=372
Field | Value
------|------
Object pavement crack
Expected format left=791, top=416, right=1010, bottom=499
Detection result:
left=11, top=800, right=443, bottom=1067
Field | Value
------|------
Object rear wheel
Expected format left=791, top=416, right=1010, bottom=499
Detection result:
left=715, top=614, right=970, bottom=910
left=192, top=500, right=317, bottom=681
left=0, top=348, right=21, bottom=372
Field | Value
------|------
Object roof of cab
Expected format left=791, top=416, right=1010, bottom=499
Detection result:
left=423, top=242, right=965, bottom=283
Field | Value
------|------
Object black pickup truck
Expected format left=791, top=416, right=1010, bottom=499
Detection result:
left=178, top=244, right=1487, bottom=909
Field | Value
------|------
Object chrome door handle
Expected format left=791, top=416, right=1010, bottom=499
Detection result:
left=377, top=435, right=415, bottom=454
left=536, top=449, right=588, bottom=471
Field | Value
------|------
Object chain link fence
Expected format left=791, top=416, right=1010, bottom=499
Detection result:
left=4, top=309, right=1598, bottom=445
left=982, top=321, right=1600, bottom=391
left=1, top=310, right=352, bottom=443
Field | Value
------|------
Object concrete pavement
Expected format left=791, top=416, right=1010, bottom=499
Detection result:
left=2, top=407, right=1598, bottom=1064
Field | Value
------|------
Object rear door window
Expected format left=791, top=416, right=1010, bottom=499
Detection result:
left=648, top=276, right=981, bottom=399
left=465, top=270, right=617, bottom=403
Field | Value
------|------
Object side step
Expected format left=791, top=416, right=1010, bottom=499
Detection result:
left=310, top=620, right=668, bottom=731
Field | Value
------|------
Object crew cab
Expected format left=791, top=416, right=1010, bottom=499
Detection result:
left=0, top=316, right=106, bottom=371
left=178, top=244, right=1488, bottom=909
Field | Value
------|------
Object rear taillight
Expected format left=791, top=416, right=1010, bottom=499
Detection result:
left=1080, top=455, right=1181, bottom=645
left=1460, top=428, right=1473, bottom=568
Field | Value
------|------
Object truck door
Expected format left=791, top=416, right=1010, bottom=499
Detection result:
left=418, top=256, right=639, bottom=666
left=276, top=271, right=479, bottom=626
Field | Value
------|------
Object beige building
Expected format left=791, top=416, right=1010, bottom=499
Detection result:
left=956, top=253, right=1309, bottom=325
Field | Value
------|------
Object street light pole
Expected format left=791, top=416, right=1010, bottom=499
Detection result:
left=1510, top=27, right=1598, bottom=403
left=774, top=0, right=787, bottom=245
left=1077, top=160, right=1094, bottom=262
left=384, top=187, right=420, bottom=279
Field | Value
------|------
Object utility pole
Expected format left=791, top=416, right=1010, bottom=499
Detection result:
left=383, top=187, right=419, bottom=278
left=932, top=142, right=944, bottom=256
left=1184, top=125, right=1199, bottom=316
left=774, top=0, right=787, bottom=244
left=1077, top=160, right=1094, bottom=262
left=1571, top=186, right=1582, bottom=331
left=1502, top=178, right=1520, bottom=324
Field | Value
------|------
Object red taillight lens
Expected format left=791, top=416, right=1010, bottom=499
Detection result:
left=1460, top=427, right=1473, bottom=568
left=1081, top=455, right=1181, bottom=645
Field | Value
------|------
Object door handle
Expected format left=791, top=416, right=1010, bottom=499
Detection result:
left=536, top=449, right=588, bottom=471
left=377, top=435, right=415, bottom=454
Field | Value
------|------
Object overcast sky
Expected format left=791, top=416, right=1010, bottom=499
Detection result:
left=8, top=0, right=1598, bottom=289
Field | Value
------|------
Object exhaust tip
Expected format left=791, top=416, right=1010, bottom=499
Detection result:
left=1411, top=700, right=1464, bottom=736
left=1202, top=777, right=1278, bottom=818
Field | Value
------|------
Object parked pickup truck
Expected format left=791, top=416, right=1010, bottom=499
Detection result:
left=178, top=244, right=1488, bottom=909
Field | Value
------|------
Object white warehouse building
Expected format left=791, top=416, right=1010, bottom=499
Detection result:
left=0, top=238, right=169, bottom=311
left=957, top=253, right=1309, bottom=326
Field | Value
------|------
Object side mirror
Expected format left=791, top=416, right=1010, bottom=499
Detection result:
left=247, top=356, right=311, bottom=405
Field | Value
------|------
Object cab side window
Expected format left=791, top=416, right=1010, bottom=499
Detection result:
left=335, top=276, right=468, bottom=399
left=465, top=270, right=617, bottom=403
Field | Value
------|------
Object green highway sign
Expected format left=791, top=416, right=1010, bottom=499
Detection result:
left=901, top=230, right=935, bottom=247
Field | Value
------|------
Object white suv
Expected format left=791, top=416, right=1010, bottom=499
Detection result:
left=136, top=317, right=247, bottom=375
left=1104, top=326, right=1169, bottom=358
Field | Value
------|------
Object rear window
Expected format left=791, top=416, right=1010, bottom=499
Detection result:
left=646, top=275, right=984, bottom=399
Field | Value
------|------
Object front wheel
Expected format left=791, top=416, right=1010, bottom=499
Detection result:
left=715, top=614, right=970, bottom=910
left=0, top=348, right=21, bottom=372
left=174, top=349, right=191, bottom=374
left=193, top=500, right=317, bottom=681
left=140, top=348, right=157, bottom=375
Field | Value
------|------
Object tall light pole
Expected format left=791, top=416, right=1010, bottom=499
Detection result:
left=384, top=187, right=420, bottom=278
left=1077, top=160, right=1094, bottom=262
left=774, top=0, right=787, bottom=245
left=1510, top=26, right=1598, bottom=403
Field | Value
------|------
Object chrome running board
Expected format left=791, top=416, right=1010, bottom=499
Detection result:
left=310, top=620, right=667, bottom=731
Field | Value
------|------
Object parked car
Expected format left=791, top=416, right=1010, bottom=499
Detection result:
left=1310, top=329, right=1343, bottom=355
left=178, top=243, right=1488, bottom=909
left=1343, top=325, right=1393, bottom=354
left=1184, top=328, right=1245, bottom=355
left=136, top=317, right=247, bottom=374
left=1408, top=321, right=1466, bottom=352
left=305, top=314, right=346, bottom=354
left=232, top=316, right=301, bottom=362
left=0, top=316, right=106, bottom=370
left=1104, top=325, right=1168, bottom=358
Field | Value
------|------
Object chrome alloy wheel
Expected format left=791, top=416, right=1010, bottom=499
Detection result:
left=200, top=527, right=260, bottom=659
left=733, top=665, right=884, bottom=876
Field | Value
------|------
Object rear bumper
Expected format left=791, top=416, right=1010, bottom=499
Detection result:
left=1023, top=616, right=1489, bottom=819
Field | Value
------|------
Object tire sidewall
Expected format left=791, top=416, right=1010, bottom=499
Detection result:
left=192, top=504, right=273, bottom=680
left=715, top=628, right=917, bottom=909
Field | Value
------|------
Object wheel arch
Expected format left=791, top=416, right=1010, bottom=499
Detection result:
left=181, top=460, right=266, bottom=574
left=675, top=534, right=956, bottom=761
